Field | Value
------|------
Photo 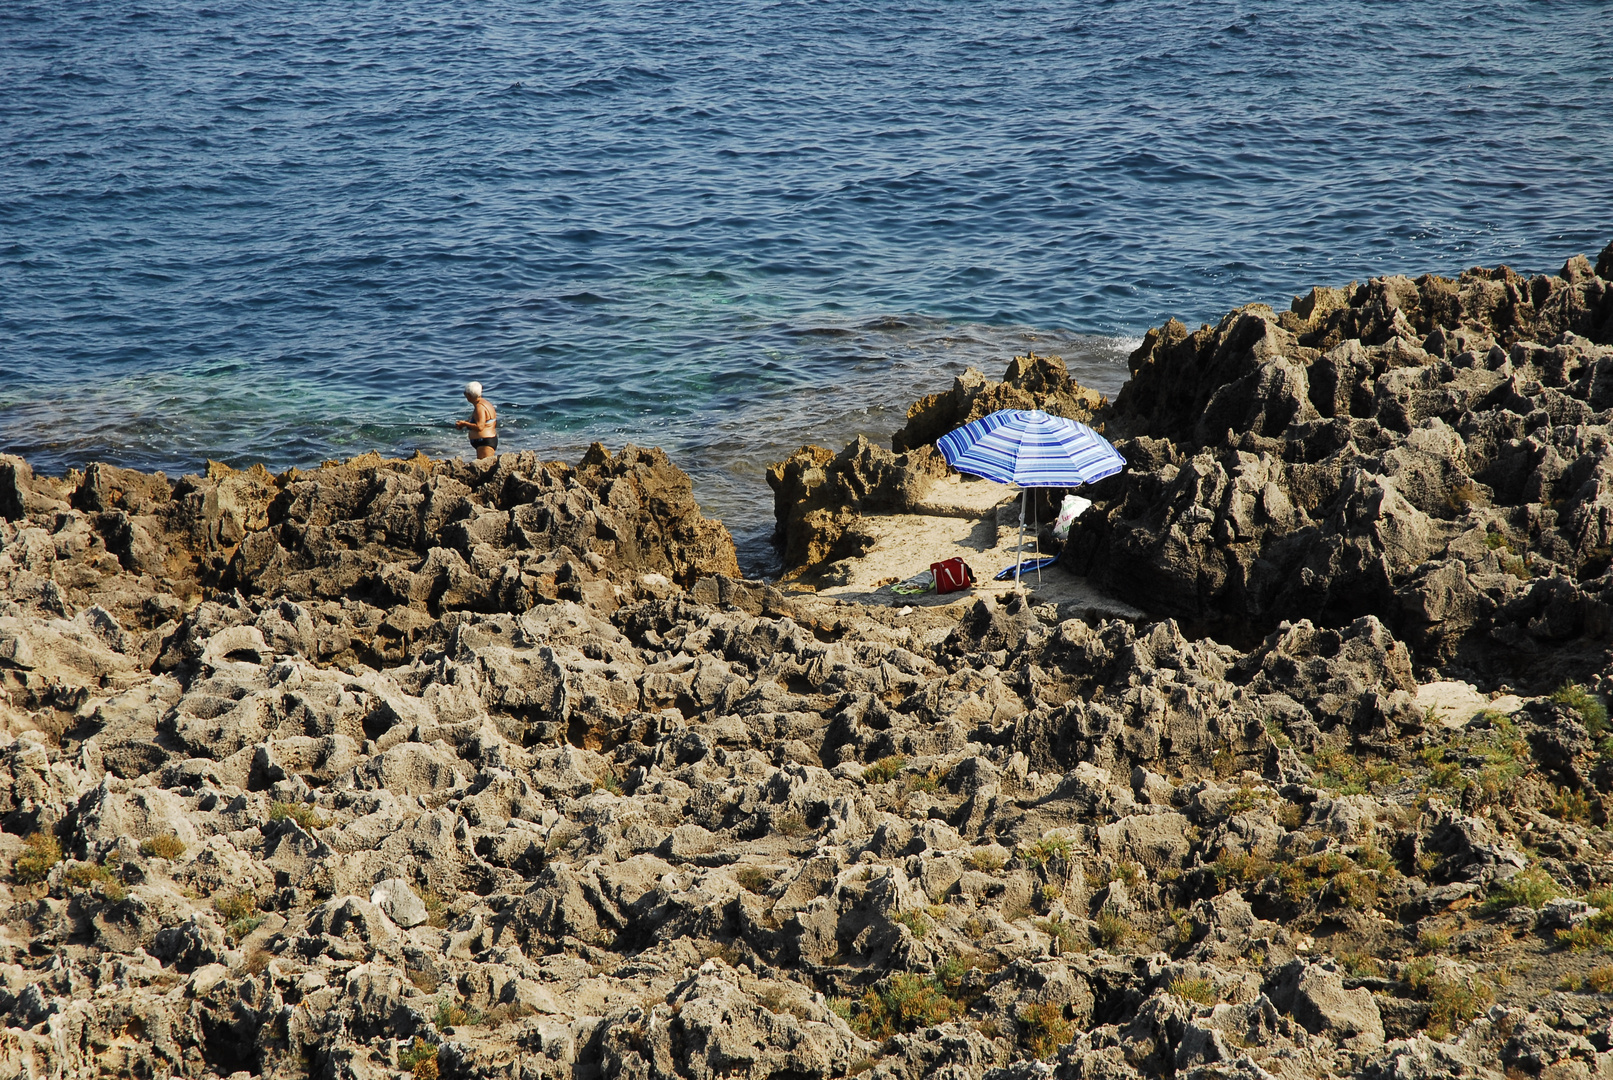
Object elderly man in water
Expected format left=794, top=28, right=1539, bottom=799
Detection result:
left=455, top=382, right=499, bottom=459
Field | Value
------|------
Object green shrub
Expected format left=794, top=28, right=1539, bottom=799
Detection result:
left=268, top=801, right=327, bottom=830
left=1093, top=905, right=1129, bottom=949
left=1553, top=683, right=1608, bottom=736
left=1548, top=788, right=1596, bottom=824
left=1019, top=1002, right=1073, bottom=1059
left=63, top=861, right=115, bottom=889
left=421, top=887, right=450, bottom=929
left=1405, top=962, right=1493, bottom=1039
left=1168, top=977, right=1218, bottom=1005
left=1110, top=860, right=1141, bottom=889
left=399, top=1037, right=439, bottom=1080
left=139, top=835, right=186, bottom=859
left=775, top=811, right=811, bottom=838
left=13, top=832, right=61, bottom=884
left=1034, top=917, right=1082, bottom=954
left=893, top=909, right=931, bottom=939
left=863, top=756, right=906, bottom=785
left=1338, top=951, right=1383, bottom=978
left=1328, top=868, right=1380, bottom=912
left=966, top=848, right=1005, bottom=872
left=1561, top=965, right=1613, bottom=993
left=933, top=954, right=971, bottom=996
left=1417, top=928, right=1451, bottom=953
left=1311, top=744, right=1368, bottom=795
left=1019, top=834, right=1072, bottom=867
left=851, top=973, right=959, bottom=1039
left=1484, top=868, right=1563, bottom=911
left=214, top=889, right=259, bottom=922
left=734, top=866, right=772, bottom=894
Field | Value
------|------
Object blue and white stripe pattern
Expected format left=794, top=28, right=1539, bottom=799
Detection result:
left=936, top=409, right=1125, bottom=487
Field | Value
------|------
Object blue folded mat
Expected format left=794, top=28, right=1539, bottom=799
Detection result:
left=994, top=556, right=1061, bottom=581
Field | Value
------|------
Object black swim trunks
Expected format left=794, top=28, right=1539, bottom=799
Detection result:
left=470, top=436, right=499, bottom=450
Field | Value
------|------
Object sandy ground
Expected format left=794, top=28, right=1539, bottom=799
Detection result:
left=792, top=478, right=1145, bottom=620
left=1413, top=680, right=1527, bottom=728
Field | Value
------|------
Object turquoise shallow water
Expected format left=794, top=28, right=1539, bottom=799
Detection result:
left=1, top=1, right=1610, bottom=572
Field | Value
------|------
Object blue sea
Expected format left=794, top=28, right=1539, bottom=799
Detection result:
left=2, top=2, right=1609, bottom=573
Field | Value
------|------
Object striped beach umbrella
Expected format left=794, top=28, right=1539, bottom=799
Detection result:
left=937, top=409, right=1125, bottom=487
left=937, top=409, right=1124, bottom=584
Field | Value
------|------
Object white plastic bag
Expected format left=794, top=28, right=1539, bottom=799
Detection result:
left=1052, top=494, right=1092, bottom=540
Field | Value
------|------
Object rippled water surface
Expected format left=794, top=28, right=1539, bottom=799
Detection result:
left=2, top=1, right=1610, bottom=571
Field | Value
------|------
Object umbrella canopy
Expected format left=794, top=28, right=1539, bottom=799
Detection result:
left=936, top=409, right=1125, bottom=487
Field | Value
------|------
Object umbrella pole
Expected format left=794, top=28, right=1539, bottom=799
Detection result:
left=1016, top=489, right=1026, bottom=588
left=1035, top=492, right=1042, bottom=585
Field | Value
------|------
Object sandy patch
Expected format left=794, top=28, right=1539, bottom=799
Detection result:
left=798, top=498, right=1144, bottom=619
left=1414, top=680, right=1525, bottom=729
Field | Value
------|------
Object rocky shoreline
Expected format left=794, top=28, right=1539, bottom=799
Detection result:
left=3, top=245, right=1613, bottom=1080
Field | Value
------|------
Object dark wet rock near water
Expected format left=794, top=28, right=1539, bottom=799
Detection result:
left=2, top=248, right=1613, bottom=1079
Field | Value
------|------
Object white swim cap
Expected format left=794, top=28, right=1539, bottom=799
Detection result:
left=464, top=381, right=482, bottom=397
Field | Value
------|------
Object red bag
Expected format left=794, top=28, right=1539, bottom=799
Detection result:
left=930, top=557, right=976, bottom=594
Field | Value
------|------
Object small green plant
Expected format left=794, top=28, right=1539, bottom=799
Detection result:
left=269, top=801, right=327, bottom=830
left=214, top=888, right=263, bottom=942
left=1485, top=530, right=1510, bottom=552
left=434, top=999, right=470, bottom=1029
left=933, top=954, right=971, bottom=996
left=1338, top=951, right=1383, bottom=978
left=1501, top=554, right=1531, bottom=580
left=1264, top=716, right=1293, bottom=749
left=1554, top=683, right=1609, bottom=736
left=1224, top=787, right=1266, bottom=814
left=1328, top=868, right=1380, bottom=912
left=1548, top=788, right=1596, bottom=824
left=1447, top=481, right=1482, bottom=512
left=399, top=1037, right=439, bottom=1080
left=1035, top=916, right=1082, bottom=954
left=828, top=996, right=854, bottom=1022
left=1417, top=928, right=1452, bottom=953
left=893, top=909, right=931, bottom=939
left=421, top=887, right=450, bottom=929
left=1405, top=962, right=1494, bottom=1039
left=1311, top=744, right=1368, bottom=795
left=592, top=770, right=622, bottom=795
left=1561, top=965, right=1613, bottom=993
left=1555, top=916, right=1613, bottom=952
left=1485, top=867, right=1564, bottom=911
left=1110, top=860, right=1142, bottom=889
left=1020, top=834, right=1072, bottom=867
left=13, top=832, right=61, bottom=884
left=851, top=973, right=960, bottom=1039
left=214, top=889, right=258, bottom=923
left=63, top=861, right=115, bottom=889
left=1093, top=905, right=1129, bottom=949
left=863, top=756, right=906, bottom=785
left=775, top=811, right=811, bottom=838
left=1168, top=977, right=1218, bottom=1005
left=967, top=848, right=1005, bottom=873
left=1018, top=1002, right=1073, bottom=1059
left=734, top=866, right=771, bottom=894
left=139, top=835, right=186, bottom=860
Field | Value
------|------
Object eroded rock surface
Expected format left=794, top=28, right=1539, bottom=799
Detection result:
left=1070, top=247, right=1613, bottom=688
left=4, top=250, right=1613, bottom=1080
